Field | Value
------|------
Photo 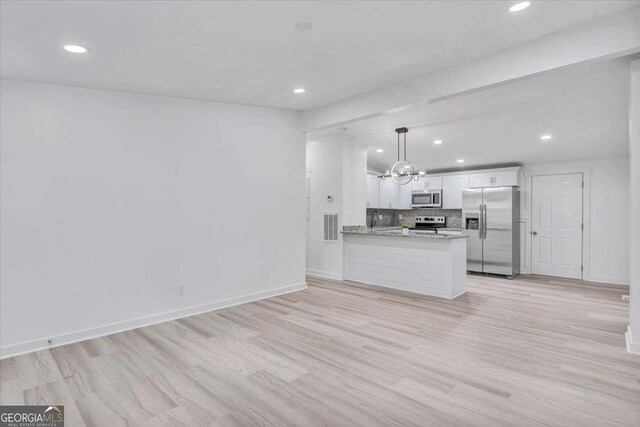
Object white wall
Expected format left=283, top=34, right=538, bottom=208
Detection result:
left=628, top=60, right=640, bottom=354
left=342, top=140, right=367, bottom=226
left=0, top=80, right=306, bottom=357
left=521, top=157, right=630, bottom=285
left=305, top=133, right=367, bottom=280
left=306, top=134, right=345, bottom=280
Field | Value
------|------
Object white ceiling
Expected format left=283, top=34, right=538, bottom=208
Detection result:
left=351, top=56, right=633, bottom=173
left=1, top=1, right=638, bottom=110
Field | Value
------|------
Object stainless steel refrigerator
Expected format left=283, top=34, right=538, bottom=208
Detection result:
left=462, top=187, right=519, bottom=278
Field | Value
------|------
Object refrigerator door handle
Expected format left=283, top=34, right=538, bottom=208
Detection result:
left=478, top=204, right=484, bottom=239
left=483, top=203, right=487, bottom=239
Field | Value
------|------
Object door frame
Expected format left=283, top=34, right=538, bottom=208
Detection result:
left=521, top=166, right=591, bottom=281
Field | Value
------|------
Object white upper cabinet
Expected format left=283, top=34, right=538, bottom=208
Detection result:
left=491, top=170, right=519, bottom=187
left=379, top=178, right=398, bottom=209
left=367, top=167, right=519, bottom=210
left=411, top=176, right=442, bottom=192
left=411, top=178, right=425, bottom=192
left=469, top=168, right=520, bottom=188
left=398, top=182, right=412, bottom=209
left=469, top=172, right=493, bottom=188
left=366, top=174, right=380, bottom=208
left=425, top=176, right=442, bottom=190
left=442, top=174, right=469, bottom=209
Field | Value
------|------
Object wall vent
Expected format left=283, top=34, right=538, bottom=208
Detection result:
left=324, top=212, right=339, bottom=242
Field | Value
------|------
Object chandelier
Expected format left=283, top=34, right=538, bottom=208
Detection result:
left=379, top=127, right=425, bottom=185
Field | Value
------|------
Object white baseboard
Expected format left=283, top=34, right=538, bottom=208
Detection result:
left=306, top=269, right=345, bottom=281
left=626, top=325, right=640, bottom=356
left=0, top=282, right=307, bottom=360
left=518, top=272, right=629, bottom=286
left=585, top=275, right=629, bottom=286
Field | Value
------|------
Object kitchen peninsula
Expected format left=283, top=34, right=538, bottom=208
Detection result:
left=342, top=226, right=467, bottom=299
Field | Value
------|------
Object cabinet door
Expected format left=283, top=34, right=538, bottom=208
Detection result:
left=379, top=179, right=398, bottom=209
left=398, top=182, right=412, bottom=209
left=492, top=170, right=519, bottom=187
left=469, top=173, right=493, bottom=188
left=442, top=174, right=470, bottom=209
left=424, top=176, right=443, bottom=190
left=411, top=178, right=426, bottom=192
left=366, top=175, right=380, bottom=208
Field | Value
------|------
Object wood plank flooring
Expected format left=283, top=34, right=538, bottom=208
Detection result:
left=1, top=274, right=639, bottom=426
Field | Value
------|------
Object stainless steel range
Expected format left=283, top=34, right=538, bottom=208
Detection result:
left=411, top=216, right=446, bottom=234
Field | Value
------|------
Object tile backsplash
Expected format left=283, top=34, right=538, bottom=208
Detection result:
left=366, top=208, right=463, bottom=229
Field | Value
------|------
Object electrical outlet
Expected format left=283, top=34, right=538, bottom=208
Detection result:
left=178, top=284, right=185, bottom=296
left=398, top=214, right=403, bottom=219
left=378, top=214, right=382, bottom=220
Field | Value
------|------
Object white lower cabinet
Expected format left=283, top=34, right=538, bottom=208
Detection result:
left=442, top=174, right=469, bottom=209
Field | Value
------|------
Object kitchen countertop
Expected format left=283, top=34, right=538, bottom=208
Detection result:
left=341, top=226, right=467, bottom=240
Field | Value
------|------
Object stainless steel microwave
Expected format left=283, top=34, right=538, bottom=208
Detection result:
left=411, top=190, right=442, bottom=208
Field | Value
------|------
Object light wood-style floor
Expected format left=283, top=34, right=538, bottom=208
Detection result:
left=1, top=274, right=639, bottom=426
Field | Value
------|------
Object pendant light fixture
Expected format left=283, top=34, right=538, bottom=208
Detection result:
left=379, top=127, right=424, bottom=185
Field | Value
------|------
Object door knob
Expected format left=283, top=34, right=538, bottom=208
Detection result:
left=532, top=231, right=538, bottom=236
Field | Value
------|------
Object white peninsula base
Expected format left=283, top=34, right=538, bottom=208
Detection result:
left=343, top=233, right=467, bottom=299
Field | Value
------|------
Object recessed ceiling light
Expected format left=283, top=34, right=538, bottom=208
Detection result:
left=509, top=2, right=530, bottom=12
left=63, top=44, right=89, bottom=54
left=540, top=134, right=552, bottom=141
left=457, top=159, right=465, bottom=163
left=293, top=88, right=306, bottom=94
left=376, top=149, right=384, bottom=153
left=433, top=140, right=443, bottom=145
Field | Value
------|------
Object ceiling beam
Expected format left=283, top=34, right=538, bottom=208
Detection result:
left=302, top=6, right=640, bottom=132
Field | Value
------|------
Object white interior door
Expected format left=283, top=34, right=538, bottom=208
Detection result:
left=531, top=174, right=583, bottom=279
